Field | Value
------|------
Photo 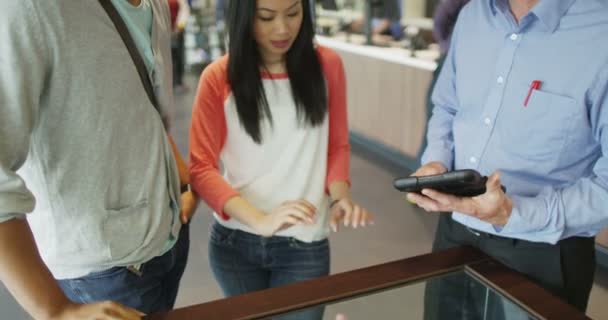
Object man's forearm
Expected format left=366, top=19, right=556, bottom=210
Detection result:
left=0, top=219, right=71, bottom=319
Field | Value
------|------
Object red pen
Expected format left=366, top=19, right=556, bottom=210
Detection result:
left=524, top=80, right=542, bottom=107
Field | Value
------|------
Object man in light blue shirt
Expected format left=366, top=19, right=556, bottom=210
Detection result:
left=407, top=0, right=608, bottom=316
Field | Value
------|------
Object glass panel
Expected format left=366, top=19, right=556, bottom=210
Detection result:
left=260, top=271, right=536, bottom=320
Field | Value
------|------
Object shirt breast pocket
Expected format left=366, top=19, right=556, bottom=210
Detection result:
left=500, top=86, right=578, bottom=163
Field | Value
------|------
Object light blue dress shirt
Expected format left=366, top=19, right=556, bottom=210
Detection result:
left=422, top=0, right=608, bottom=244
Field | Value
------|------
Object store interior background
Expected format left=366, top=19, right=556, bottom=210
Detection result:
left=2, top=0, right=608, bottom=318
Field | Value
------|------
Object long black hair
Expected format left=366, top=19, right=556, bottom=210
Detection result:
left=226, top=0, right=328, bottom=143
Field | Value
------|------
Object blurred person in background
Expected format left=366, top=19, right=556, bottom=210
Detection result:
left=347, top=0, right=404, bottom=41
left=168, top=0, right=191, bottom=92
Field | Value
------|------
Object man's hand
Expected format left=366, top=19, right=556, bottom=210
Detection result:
left=411, top=161, right=448, bottom=177
left=180, top=190, right=199, bottom=224
left=407, top=171, right=513, bottom=226
left=405, top=161, right=447, bottom=205
left=51, top=301, right=144, bottom=320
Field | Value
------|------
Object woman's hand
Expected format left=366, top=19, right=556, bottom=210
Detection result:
left=253, top=200, right=317, bottom=237
left=329, top=198, right=374, bottom=232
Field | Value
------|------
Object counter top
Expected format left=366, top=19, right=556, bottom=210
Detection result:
left=316, top=34, right=438, bottom=71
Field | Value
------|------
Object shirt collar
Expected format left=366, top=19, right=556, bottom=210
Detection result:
left=489, top=0, right=577, bottom=32
left=489, top=0, right=508, bottom=16
left=531, top=0, right=577, bottom=32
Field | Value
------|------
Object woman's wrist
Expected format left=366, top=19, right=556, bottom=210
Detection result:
left=328, top=181, right=351, bottom=206
left=329, top=195, right=353, bottom=209
left=224, top=196, right=265, bottom=231
left=251, top=211, right=267, bottom=229
left=329, top=198, right=341, bottom=209
left=240, top=206, right=268, bottom=234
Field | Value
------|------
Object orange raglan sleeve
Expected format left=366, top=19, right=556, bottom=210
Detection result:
left=189, top=58, right=238, bottom=220
left=322, top=47, right=352, bottom=190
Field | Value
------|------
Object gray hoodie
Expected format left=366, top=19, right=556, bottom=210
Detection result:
left=0, top=0, right=182, bottom=279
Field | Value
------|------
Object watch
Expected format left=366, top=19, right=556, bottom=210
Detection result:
left=180, top=184, right=191, bottom=194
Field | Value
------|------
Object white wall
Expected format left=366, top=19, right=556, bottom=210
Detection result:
left=404, top=0, right=427, bottom=18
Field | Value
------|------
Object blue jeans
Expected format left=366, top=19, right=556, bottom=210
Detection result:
left=209, top=222, right=330, bottom=320
left=58, top=224, right=190, bottom=315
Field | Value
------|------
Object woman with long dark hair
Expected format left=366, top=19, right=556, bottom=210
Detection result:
left=189, top=0, right=373, bottom=318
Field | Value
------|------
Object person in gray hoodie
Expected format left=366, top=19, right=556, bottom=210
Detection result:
left=0, top=0, right=198, bottom=318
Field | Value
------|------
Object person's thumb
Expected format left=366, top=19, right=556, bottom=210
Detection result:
left=180, top=210, right=189, bottom=224
left=486, top=171, right=501, bottom=191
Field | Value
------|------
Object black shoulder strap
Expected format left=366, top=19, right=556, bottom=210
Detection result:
left=98, top=0, right=160, bottom=112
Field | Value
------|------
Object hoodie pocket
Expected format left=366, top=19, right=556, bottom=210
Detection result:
left=102, top=198, right=150, bottom=260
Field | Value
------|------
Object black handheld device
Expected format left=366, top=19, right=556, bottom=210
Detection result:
left=393, top=169, right=504, bottom=197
